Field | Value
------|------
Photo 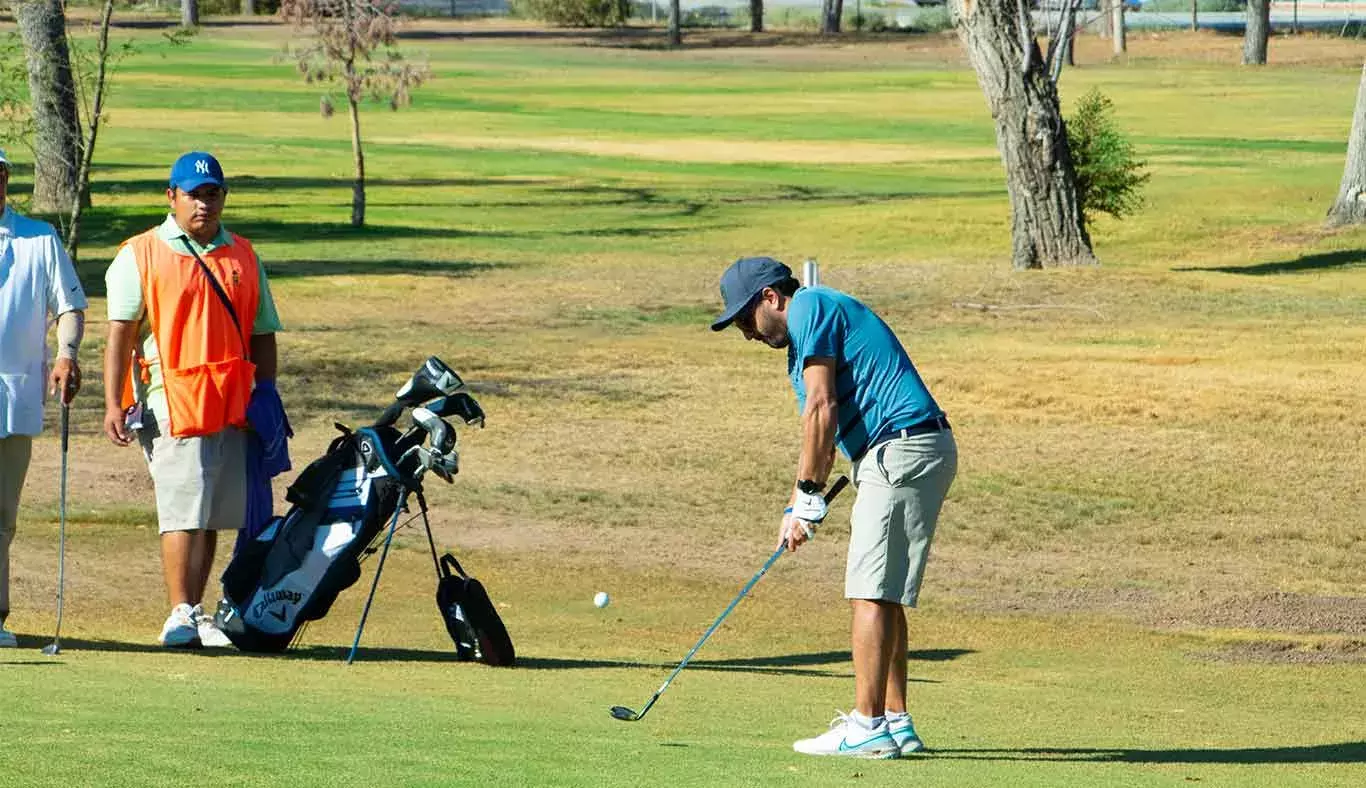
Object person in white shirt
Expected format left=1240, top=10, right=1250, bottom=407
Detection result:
left=0, top=148, right=87, bottom=647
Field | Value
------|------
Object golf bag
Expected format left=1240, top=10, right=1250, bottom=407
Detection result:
left=214, top=356, right=490, bottom=657
left=216, top=425, right=409, bottom=652
left=436, top=553, right=516, bottom=666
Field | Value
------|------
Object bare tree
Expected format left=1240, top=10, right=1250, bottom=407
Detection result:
left=821, top=0, right=843, bottom=34
left=1112, top=0, right=1126, bottom=56
left=12, top=0, right=82, bottom=214
left=1327, top=64, right=1366, bottom=227
left=950, top=0, right=1096, bottom=269
left=282, top=0, right=428, bottom=227
left=663, top=0, right=680, bottom=46
left=65, top=0, right=116, bottom=260
left=668, top=0, right=681, bottom=46
left=182, top=0, right=200, bottom=27
left=1243, top=0, right=1270, bottom=65
left=750, top=0, right=763, bottom=33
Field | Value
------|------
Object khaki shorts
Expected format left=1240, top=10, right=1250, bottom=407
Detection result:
left=846, top=430, right=957, bottom=607
left=138, top=416, right=246, bottom=535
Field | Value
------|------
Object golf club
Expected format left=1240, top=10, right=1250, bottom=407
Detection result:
left=375, top=357, right=466, bottom=428
left=410, top=407, right=455, bottom=454
left=41, top=403, right=70, bottom=657
left=609, top=475, right=850, bottom=722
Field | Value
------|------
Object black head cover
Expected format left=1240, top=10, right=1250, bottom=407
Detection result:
left=396, top=357, right=464, bottom=406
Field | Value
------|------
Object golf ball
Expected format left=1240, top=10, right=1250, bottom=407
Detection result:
left=594, top=591, right=610, bottom=609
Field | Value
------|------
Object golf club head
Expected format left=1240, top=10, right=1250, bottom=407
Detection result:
left=395, top=357, right=464, bottom=406
left=41, top=642, right=60, bottom=656
left=410, top=407, right=456, bottom=455
left=417, top=445, right=458, bottom=483
left=424, top=393, right=485, bottom=428
left=609, top=706, right=640, bottom=722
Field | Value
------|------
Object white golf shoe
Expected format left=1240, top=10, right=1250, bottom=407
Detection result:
left=793, top=712, right=900, bottom=759
left=158, top=603, right=201, bottom=648
left=888, top=713, right=925, bottom=755
left=192, top=604, right=232, bottom=648
left=0, top=623, right=16, bottom=648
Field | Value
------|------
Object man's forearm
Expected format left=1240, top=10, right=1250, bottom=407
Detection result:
left=250, top=333, right=277, bottom=382
left=55, top=310, right=84, bottom=361
left=797, top=398, right=838, bottom=487
left=104, top=321, right=137, bottom=411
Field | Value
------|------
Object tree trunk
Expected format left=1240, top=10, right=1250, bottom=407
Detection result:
left=13, top=0, right=83, bottom=214
left=1112, top=1, right=1126, bottom=56
left=821, top=0, right=843, bottom=34
left=1101, top=0, right=1113, bottom=38
left=750, top=0, right=762, bottom=33
left=1327, top=64, right=1366, bottom=227
left=1190, top=0, right=1197, bottom=32
left=182, top=0, right=199, bottom=27
left=1242, top=0, right=1270, bottom=65
left=348, top=95, right=365, bottom=227
left=64, top=0, right=114, bottom=261
left=950, top=0, right=1097, bottom=270
left=668, top=0, right=681, bottom=46
left=244, top=0, right=256, bottom=14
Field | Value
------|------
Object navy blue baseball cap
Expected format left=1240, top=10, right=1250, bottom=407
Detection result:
left=710, top=256, right=793, bottom=331
left=169, top=151, right=226, bottom=192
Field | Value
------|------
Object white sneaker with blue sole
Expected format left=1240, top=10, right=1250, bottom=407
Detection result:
left=793, top=713, right=900, bottom=759
left=191, top=604, right=232, bottom=648
left=159, top=603, right=201, bottom=648
left=888, top=714, right=925, bottom=754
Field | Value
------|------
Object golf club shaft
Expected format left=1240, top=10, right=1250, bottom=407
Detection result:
left=631, top=475, right=849, bottom=720
left=52, top=404, right=69, bottom=646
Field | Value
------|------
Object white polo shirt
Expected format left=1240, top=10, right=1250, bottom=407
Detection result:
left=0, top=206, right=88, bottom=438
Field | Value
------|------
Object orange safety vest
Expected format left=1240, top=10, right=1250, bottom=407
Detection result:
left=120, top=229, right=260, bottom=438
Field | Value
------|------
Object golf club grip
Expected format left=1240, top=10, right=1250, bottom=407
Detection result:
left=60, top=405, right=69, bottom=453
left=824, top=475, right=849, bottom=503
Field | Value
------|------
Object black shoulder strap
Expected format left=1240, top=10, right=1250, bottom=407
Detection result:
left=178, top=234, right=249, bottom=358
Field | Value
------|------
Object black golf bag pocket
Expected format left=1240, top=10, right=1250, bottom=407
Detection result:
left=437, top=553, right=516, bottom=667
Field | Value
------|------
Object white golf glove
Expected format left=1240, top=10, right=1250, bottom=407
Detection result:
left=790, top=491, right=828, bottom=524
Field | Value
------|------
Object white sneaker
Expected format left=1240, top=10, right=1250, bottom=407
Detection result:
left=159, top=603, right=202, bottom=648
left=793, top=712, right=900, bottom=759
left=888, top=714, right=926, bottom=754
left=192, top=604, right=232, bottom=648
left=0, top=625, right=16, bottom=648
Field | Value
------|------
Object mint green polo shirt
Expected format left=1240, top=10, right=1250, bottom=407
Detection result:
left=105, top=215, right=282, bottom=425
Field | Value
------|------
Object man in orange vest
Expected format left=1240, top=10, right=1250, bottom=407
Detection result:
left=102, top=152, right=282, bottom=648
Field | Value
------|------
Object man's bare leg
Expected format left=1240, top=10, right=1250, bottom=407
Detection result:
left=160, top=531, right=194, bottom=607
left=186, top=529, right=217, bottom=606
left=851, top=598, right=899, bottom=718
left=885, top=606, right=909, bottom=715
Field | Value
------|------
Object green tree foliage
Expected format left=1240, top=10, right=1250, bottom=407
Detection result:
left=512, top=0, right=630, bottom=27
left=1066, top=88, right=1148, bottom=228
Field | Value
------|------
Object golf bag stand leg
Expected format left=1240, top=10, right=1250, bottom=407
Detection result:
left=346, top=490, right=414, bottom=664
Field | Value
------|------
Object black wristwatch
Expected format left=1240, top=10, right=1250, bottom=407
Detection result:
left=797, top=479, right=824, bottom=496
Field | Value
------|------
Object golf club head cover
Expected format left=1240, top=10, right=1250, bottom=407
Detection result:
left=791, top=491, right=828, bottom=524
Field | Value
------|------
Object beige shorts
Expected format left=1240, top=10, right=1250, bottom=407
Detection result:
left=138, top=417, right=246, bottom=535
left=846, top=430, right=957, bottom=607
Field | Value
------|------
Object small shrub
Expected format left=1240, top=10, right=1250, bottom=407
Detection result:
left=1065, top=88, right=1149, bottom=227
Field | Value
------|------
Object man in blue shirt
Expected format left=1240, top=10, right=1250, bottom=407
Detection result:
left=712, top=256, right=958, bottom=760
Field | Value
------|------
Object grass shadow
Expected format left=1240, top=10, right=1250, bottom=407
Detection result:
left=1173, top=250, right=1366, bottom=275
left=930, top=742, right=1366, bottom=765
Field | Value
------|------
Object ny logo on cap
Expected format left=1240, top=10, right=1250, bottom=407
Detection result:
left=195, top=159, right=210, bottom=174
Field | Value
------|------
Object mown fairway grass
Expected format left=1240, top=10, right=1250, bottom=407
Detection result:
left=1, top=20, right=1364, bottom=787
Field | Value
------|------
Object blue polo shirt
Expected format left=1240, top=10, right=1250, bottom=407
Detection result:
left=786, top=287, right=943, bottom=461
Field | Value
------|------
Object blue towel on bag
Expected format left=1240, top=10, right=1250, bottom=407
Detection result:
left=237, top=380, right=293, bottom=552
